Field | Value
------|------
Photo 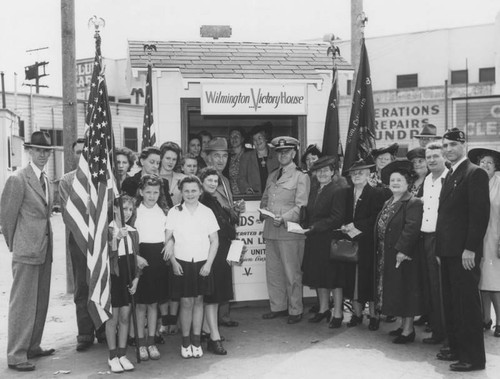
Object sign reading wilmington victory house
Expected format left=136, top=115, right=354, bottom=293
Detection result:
left=201, top=83, right=307, bottom=115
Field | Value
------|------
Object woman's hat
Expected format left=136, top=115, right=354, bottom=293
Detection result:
left=381, top=159, right=414, bottom=185
left=205, top=137, right=229, bottom=152
left=249, top=122, right=273, bottom=139
left=415, top=124, right=441, bottom=139
left=310, top=155, right=336, bottom=172
left=301, top=144, right=322, bottom=164
left=346, top=158, right=376, bottom=172
left=468, top=148, right=500, bottom=167
left=23, top=131, right=55, bottom=149
left=371, top=143, right=399, bottom=157
left=406, top=147, right=426, bottom=161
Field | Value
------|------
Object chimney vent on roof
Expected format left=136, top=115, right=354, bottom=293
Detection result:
left=200, top=25, right=232, bottom=40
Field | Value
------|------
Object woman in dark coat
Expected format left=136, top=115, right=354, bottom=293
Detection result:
left=199, top=168, right=238, bottom=355
left=375, top=159, right=426, bottom=344
left=302, top=156, right=348, bottom=327
left=331, top=159, right=385, bottom=330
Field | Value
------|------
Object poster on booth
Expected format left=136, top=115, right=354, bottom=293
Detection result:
left=232, top=200, right=316, bottom=301
left=452, top=96, right=500, bottom=148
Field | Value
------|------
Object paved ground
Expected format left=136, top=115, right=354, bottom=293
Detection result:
left=0, top=213, right=499, bottom=378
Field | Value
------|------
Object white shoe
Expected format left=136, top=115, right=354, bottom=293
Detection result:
left=181, top=345, right=193, bottom=359
left=147, top=345, right=160, bottom=360
left=192, top=345, right=203, bottom=358
left=118, top=356, right=134, bottom=371
left=108, top=357, right=124, bottom=373
left=139, top=346, right=149, bottom=361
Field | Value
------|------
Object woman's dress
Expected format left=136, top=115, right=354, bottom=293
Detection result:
left=479, top=172, right=500, bottom=291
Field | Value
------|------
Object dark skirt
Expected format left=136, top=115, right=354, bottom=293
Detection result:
left=204, top=239, right=234, bottom=304
left=110, top=255, right=136, bottom=308
left=302, top=231, right=354, bottom=296
left=170, top=259, right=214, bottom=298
left=136, top=242, right=169, bottom=305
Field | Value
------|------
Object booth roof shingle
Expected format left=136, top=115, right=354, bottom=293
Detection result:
left=128, top=40, right=351, bottom=79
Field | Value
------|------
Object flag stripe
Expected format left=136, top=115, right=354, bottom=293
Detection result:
left=142, top=64, right=156, bottom=149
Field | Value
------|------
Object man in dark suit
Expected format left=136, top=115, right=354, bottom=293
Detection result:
left=1, top=131, right=56, bottom=372
left=435, top=128, right=490, bottom=372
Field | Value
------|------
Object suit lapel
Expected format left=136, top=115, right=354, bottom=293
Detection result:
left=26, top=165, right=48, bottom=205
left=439, top=160, right=467, bottom=204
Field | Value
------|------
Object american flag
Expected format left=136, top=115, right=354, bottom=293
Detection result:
left=63, top=33, right=116, bottom=327
left=141, top=63, right=156, bottom=149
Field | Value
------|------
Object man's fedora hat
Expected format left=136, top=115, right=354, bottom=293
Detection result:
left=23, top=131, right=55, bottom=149
left=205, top=137, right=229, bottom=152
left=271, top=136, right=300, bottom=151
left=415, top=124, right=441, bottom=139
left=371, top=143, right=399, bottom=158
left=468, top=148, right=500, bottom=168
left=381, top=159, right=414, bottom=185
left=346, top=158, right=376, bottom=172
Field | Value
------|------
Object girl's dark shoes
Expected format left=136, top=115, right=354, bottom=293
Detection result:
left=368, top=317, right=380, bottom=331
left=207, top=339, right=227, bottom=355
left=347, top=314, right=363, bottom=327
left=389, top=327, right=403, bottom=336
left=393, top=330, right=415, bottom=344
left=483, top=319, right=492, bottom=330
left=494, top=325, right=500, bottom=337
left=308, top=310, right=331, bottom=323
left=328, top=316, right=344, bottom=329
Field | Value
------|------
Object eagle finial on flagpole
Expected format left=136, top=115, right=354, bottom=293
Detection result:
left=88, top=16, right=105, bottom=38
left=143, top=44, right=157, bottom=65
left=357, top=12, right=368, bottom=39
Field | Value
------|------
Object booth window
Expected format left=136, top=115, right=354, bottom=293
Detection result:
left=40, top=129, right=63, bottom=146
left=396, top=74, right=418, bottom=89
left=479, top=67, right=495, bottom=83
left=123, top=127, right=138, bottom=152
left=451, top=70, right=468, bottom=85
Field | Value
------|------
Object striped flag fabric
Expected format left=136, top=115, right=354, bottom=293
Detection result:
left=141, top=63, right=156, bottom=149
left=341, top=38, right=377, bottom=176
left=63, top=33, right=116, bottom=327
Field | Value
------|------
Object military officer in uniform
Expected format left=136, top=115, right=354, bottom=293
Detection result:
left=260, top=136, right=310, bottom=324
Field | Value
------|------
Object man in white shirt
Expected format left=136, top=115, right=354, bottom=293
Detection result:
left=420, top=142, right=448, bottom=345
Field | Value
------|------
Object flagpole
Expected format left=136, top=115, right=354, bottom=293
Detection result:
left=89, top=16, right=142, bottom=364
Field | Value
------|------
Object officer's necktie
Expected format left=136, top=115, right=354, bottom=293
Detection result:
left=277, top=168, right=283, bottom=181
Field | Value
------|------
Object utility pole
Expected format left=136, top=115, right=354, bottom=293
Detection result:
left=351, top=0, right=364, bottom=86
left=61, top=0, right=77, bottom=294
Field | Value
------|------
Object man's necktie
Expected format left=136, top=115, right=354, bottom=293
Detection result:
left=445, top=168, right=453, bottom=184
left=40, top=172, right=47, bottom=196
left=277, top=168, right=283, bottom=181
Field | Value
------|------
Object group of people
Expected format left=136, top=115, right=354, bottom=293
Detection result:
left=1, top=122, right=499, bottom=374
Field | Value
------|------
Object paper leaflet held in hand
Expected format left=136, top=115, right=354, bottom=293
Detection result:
left=227, top=239, right=245, bottom=263
left=287, top=221, right=307, bottom=234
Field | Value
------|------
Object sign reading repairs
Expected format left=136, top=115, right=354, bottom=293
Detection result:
left=374, top=103, right=441, bottom=142
left=201, top=83, right=307, bottom=115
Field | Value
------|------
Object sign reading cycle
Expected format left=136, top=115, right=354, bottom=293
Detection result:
left=201, top=83, right=307, bottom=115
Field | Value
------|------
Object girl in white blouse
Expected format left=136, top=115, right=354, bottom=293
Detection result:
left=134, top=175, right=172, bottom=362
left=165, top=176, right=219, bottom=359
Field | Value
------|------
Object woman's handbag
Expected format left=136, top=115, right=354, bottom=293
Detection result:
left=330, top=239, right=359, bottom=263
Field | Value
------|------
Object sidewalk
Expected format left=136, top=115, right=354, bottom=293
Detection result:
left=0, top=214, right=499, bottom=378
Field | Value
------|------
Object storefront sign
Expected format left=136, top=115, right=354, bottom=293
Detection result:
left=76, top=58, right=94, bottom=89
left=374, top=102, right=442, bottom=142
left=233, top=200, right=315, bottom=301
left=452, top=96, right=500, bottom=143
left=201, top=83, right=307, bottom=115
